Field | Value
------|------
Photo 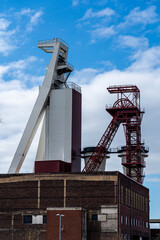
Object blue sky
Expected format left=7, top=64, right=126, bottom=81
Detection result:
left=0, top=0, right=160, bottom=221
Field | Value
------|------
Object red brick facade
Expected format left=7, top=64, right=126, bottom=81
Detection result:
left=46, top=208, right=86, bottom=240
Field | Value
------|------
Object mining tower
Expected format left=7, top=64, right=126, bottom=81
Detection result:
left=0, top=38, right=149, bottom=240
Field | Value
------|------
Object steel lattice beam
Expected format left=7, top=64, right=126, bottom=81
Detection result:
left=82, top=116, right=120, bottom=172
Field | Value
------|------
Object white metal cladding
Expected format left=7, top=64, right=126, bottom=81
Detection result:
left=46, top=88, right=72, bottom=163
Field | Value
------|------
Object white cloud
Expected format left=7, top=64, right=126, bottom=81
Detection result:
left=0, top=57, right=44, bottom=173
left=80, top=7, right=115, bottom=21
left=0, top=29, right=17, bottom=55
left=0, top=56, right=41, bottom=84
left=70, top=68, right=99, bottom=84
left=118, top=35, right=149, bottom=49
left=100, top=60, right=115, bottom=70
left=119, top=6, right=158, bottom=28
left=128, top=46, right=160, bottom=71
left=18, top=8, right=34, bottom=16
left=0, top=18, right=11, bottom=30
left=0, top=15, right=17, bottom=56
left=0, top=8, right=44, bottom=55
left=96, top=0, right=108, bottom=6
left=26, top=10, right=43, bottom=32
left=91, top=26, right=116, bottom=41
left=0, top=83, right=39, bottom=172
left=78, top=7, right=116, bottom=42
left=72, top=0, right=79, bottom=6
left=145, top=178, right=160, bottom=182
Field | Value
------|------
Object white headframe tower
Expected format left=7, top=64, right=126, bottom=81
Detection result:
left=8, top=38, right=81, bottom=174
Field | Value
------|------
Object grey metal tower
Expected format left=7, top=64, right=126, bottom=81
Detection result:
left=8, top=38, right=81, bottom=173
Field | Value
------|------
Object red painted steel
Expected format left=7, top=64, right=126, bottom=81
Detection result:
left=35, top=160, right=71, bottom=173
left=83, top=115, right=120, bottom=172
left=82, top=85, right=145, bottom=184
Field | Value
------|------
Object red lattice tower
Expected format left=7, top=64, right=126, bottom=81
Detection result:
left=82, top=85, right=145, bottom=184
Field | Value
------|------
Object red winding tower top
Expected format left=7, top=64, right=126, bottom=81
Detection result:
left=82, top=85, right=145, bottom=184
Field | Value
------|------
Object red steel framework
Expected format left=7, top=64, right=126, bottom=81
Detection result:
left=82, top=85, right=145, bottom=184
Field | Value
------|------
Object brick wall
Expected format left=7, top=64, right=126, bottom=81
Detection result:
left=119, top=172, right=149, bottom=239
left=0, top=212, right=46, bottom=240
left=0, top=181, right=38, bottom=210
left=40, top=180, right=64, bottom=209
left=46, top=209, right=83, bottom=240
left=0, top=172, right=149, bottom=240
left=66, top=180, right=116, bottom=209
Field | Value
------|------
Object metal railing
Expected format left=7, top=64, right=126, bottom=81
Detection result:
left=66, top=81, right=81, bottom=93
left=37, top=38, right=69, bottom=47
left=57, top=61, right=74, bottom=70
left=37, top=38, right=56, bottom=44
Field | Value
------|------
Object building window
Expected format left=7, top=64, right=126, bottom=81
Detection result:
left=137, top=194, right=139, bottom=210
left=125, top=188, right=128, bottom=205
left=121, top=185, right=123, bottom=204
left=92, top=214, right=98, bottom=221
left=142, top=196, right=144, bottom=211
left=43, top=215, right=47, bottom=224
left=133, top=192, right=136, bottom=208
left=24, top=215, right=32, bottom=224
left=82, top=212, right=87, bottom=240
left=141, top=196, right=143, bottom=211
left=146, top=198, right=148, bottom=213
left=126, top=217, right=128, bottom=226
left=128, top=189, right=130, bottom=206
left=136, top=193, right=138, bottom=209
left=131, top=191, right=133, bottom=207
left=121, top=215, right=123, bottom=224
left=23, top=214, right=46, bottom=224
left=125, top=188, right=130, bottom=206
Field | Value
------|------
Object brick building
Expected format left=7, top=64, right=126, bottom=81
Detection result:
left=0, top=172, right=149, bottom=240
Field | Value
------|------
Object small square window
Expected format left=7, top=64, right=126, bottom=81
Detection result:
left=24, top=215, right=32, bottom=224
left=92, top=214, right=98, bottom=221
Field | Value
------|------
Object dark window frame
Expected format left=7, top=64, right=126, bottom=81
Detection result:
left=23, top=215, right=32, bottom=224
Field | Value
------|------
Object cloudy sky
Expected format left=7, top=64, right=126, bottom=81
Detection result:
left=0, top=0, right=160, bottom=219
